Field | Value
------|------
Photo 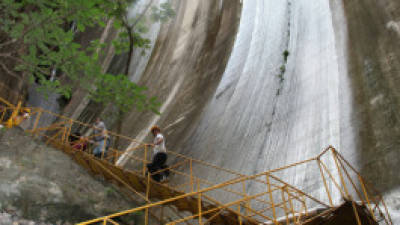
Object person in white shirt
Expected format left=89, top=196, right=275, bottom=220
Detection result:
left=147, top=125, right=169, bottom=182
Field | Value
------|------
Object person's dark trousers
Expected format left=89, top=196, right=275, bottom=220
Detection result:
left=147, top=152, right=168, bottom=182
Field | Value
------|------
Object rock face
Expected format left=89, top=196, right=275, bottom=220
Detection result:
left=3, top=0, right=400, bottom=223
left=340, top=0, right=400, bottom=195
left=112, top=0, right=242, bottom=152
left=0, top=128, right=138, bottom=224
left=0, top=213, right=52, bottom=225
left=65, top=0, right=400, bottom=222
left=339, top=0, right=400, bottom=221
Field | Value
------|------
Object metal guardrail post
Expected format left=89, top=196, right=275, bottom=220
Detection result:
left=146, top=172, right=150, bottom=225
left=61, top=126, right=67, bottom=144
left=0, top=107, right=6, bottom=123
left=336, top=157, right=367, bottom=205
left=143, top=145, right=148, bottom=176
left=190, top=159, right=194, bottom=192
left=66, top=119, right=73, bottom=144
left=317, top=159, right=334, bottom=206
left=280, top=186, right=290, bottom=225
left=101, top=136, right=107, bottom=160
left=331, top=148, right=350, bottom=198
left=319, top=160, right=346, bottom=197
left=242, top=180, right=249, bottom=216
left=351, top=200, right=362, bottom=225
left=198, top=192, right=203, bottom=225
left=302, top=195, right=308, bottom=217
left=32, top=109, right=42, bottom=135
left=285, top=186, right=297, bottom=225
left=358, top=175, right=377, bottom=221
left=6, top=101, right=21, bottom=128
left=237, top=204, right=242, bottom=225
left=266, top=174, right=277, bottom=224
left=380, top=196, right=394, bottom=225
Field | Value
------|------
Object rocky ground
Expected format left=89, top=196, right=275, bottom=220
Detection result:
left=0, top=128, right=141, bottom=224
left=0, top=212, right=52, bottom=225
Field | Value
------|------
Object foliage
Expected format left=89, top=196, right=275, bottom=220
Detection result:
left=283, top=50, right=289, bottom=62
left=0, top=0, right=108, bottom=98
left=277, top=50, right=289, bottom=84
left=279, top=65, right=286, bottom=74
left=91, top=73, right=160, bottom=113
left=151, top=2, right=176, bottom=22
left=0, top=0, right=173, bottom=114
left=104, top=186, right=115, bottom=197
left=111, top=0, right=175, bottom=57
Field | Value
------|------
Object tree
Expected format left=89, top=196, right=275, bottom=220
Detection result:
left=99, top=0, right=175, bottom=146
left=0, top=0, right=173, bottom=119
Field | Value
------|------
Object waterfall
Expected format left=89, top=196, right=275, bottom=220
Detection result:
left=180, top=0, right=349, bottom=204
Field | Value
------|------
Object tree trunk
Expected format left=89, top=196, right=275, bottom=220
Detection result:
left=123, top=27, right=135, bottom=76
left=114, top=0, right=154, bottom=148
left=114, top=27, right=134, bottom=148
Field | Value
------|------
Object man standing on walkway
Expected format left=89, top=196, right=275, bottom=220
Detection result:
left=92, top=117, right=108, bottom=158
left=147, top=125, right=169, bottom=182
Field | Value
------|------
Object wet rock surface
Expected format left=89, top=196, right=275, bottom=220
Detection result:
left=0, top=212, right=52, bottom=225
left=3, top=0, right=400, bottom=223
left=68, top=0, right=400, bottom=222
left=0, top=128, right=137, bottom=224
left=180, top=0, right=344, bottom=197
left=338, top=0, right=400, bottom=223
left=75, top=0, right=242, bottom=154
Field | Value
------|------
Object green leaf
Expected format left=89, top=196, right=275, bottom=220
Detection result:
left=0, top=0, right=165, bottom=116
left=77, top=23, right=85, bottom=32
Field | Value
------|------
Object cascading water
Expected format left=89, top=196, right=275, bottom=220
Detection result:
left=127, top=0, right=166, bottom=83
left=179, top=0, right=350, bottom=204
left=14, top=0, right=399, bottom=221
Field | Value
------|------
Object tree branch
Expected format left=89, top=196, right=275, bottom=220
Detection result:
left=120, top=0, right=154, bottom=76
left=1, top=53, right=51, bottom=77
left=0, top=39, right=18, bottom=49
left=0, top=9, right=70, bottom=49
left=130, top=0, right=154, bottom=30
left=0, top=53, right=12, bottom=58
left=0, top=62, right=20, bottom=79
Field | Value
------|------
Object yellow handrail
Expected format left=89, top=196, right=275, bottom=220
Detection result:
left=0, top=97, right=392, bottom=225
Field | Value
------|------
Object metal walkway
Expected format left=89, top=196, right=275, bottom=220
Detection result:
left=0, top=98, right=393, bottom=225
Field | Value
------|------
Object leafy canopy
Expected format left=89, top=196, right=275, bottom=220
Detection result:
left=0, top=0, right=174, bottom=114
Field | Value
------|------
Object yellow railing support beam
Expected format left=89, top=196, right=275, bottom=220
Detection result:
left=0, top=97, right=389, bottom=225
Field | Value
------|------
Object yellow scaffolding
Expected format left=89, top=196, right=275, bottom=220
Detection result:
left=0, top=98, right=393, bottom=225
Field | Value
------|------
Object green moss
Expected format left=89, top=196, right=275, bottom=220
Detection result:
left=280, top=65, right=286, bottom=73
left=104, top=187, right=115, bottom=197
left=283, top=50, right=290, bottom=62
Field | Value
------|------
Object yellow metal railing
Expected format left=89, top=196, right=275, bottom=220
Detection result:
left=2, top=105, right=280, bottom=198
left=0, top=97, right=393, bottom=225
left=78, top=147, right=393, bottom=225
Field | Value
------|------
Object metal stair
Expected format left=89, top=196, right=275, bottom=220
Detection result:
left=0, top=98, right=393, bottom=225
